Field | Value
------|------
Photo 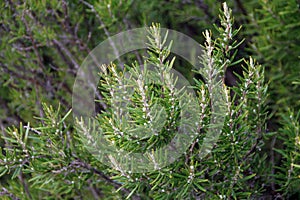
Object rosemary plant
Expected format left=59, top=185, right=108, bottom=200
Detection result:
left=3, top=2, right=299, bottom=199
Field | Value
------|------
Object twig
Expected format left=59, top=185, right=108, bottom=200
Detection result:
left=61, top=0, right=72, bottom=33
left=87, top=179, right=101, bottom=199
left=23, top=125, right=42, bottom=135
left=20, top=10, right=45, bottom=70
left=0, top=187, right=20, bottom=200
left=18, top=172, right=32, bottom=199
left=73, top=159, right=140, bottom=199
left=52, top=39, right=80, bottom=70
left=13, top=43, right=45, bottom=51
left=235, top=0, right=247, bottom=16
left=52, top=38, right=107, bottom=110
left=79, top=0, right=124, bottom=69
left=122, top=17, right=143, bottom=66
left=242, top=135, right=262, bottom=161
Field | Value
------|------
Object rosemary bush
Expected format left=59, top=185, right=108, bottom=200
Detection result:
left=0, top=1, right=299, bottom=199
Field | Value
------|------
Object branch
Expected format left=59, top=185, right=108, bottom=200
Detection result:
left=72, top=159, right=140, bottom=199
left=79, top=0, right=124, bottom=69
left=235, top=0, right=247, bottom=15
left=18, top=172, right=32, bottom=200
left=52, top=39, right=80, bottom=70
left=20, top=10, right=45, bottom=70
left=0, top=187, right=20, bottom=200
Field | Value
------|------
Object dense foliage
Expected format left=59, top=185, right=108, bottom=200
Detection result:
left=0, top=0, right=299, bottom=199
